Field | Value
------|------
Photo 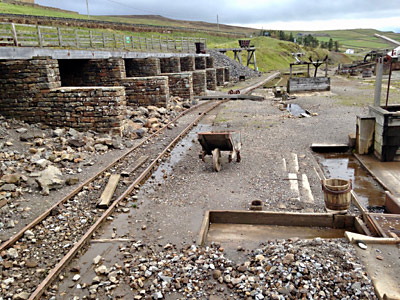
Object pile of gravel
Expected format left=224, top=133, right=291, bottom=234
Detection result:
left=71, top=238, right=376, bottom=299
left=208, top=49, right=261, bottom=81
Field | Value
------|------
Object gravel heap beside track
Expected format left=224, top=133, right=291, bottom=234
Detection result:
left=60, top=238, right=376, bottom=299
left=208, top=49, right=261, bottom=81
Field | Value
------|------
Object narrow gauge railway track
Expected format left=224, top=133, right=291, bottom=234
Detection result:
left=0, top=99, right=227, bottom=300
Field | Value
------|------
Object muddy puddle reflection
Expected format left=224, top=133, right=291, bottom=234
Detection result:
left=143, top=124, right=212, bottom=192
left=316, top=153, right=386, bottom=211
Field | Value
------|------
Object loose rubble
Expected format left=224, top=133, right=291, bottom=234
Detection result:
left=208, top=49, right=261, bottom=81
left=0, top=98, right=194, bottom=239
left=52, top=239, right=376, bottom=299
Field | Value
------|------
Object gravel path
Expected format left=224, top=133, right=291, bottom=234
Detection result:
left=49, top=75, right=384, bottom=299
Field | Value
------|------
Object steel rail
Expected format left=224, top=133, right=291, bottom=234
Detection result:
left=0, top=100, right=209, bottom=253
left=28, top=99, right=227, bottom=300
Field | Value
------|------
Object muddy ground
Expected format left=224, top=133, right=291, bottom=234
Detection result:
left=46, top=74, right=400, bottom=299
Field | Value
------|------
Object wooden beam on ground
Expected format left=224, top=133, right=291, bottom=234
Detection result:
left=301, top=174, right=314, bottom=204
left=121, top=155, right=149, bottom=177
left=98, top=174, right=121, bottom=208
left=310, top=143, right=349, bottom=153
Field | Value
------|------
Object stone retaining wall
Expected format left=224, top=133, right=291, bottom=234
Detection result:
left=206, top=68, right=217, bottom=91
left=162, top=72, right=193, bottom=101
left=180, top=56, right=195, bottom=72
left=0, top=57, right=61, bottom=122
left=160, top=57, right=181, bottom=73
left=206, top=56, right=214, bottom=68
left=195, top=57, right=206, bottom=70
left=41, top=87, right=126, bottom=134
left=0, top=57, right=126, bottom=133
left=224, top=67, right=231, bottom=82
left=125, top=58, right=161, bottom=77
left=121, top=76, right=169, bottom=107
left=192, top=70, right=207, bottom=96
left=216, top=67, right=225, bottom=86
left=59, top=58, right=126, bottom=86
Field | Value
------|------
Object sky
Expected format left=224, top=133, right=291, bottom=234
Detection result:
left=35, top=0, right=400, bottom=32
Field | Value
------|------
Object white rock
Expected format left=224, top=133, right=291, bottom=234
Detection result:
left=73, top=274, right=80, bottom=281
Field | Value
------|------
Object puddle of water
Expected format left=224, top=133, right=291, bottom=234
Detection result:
left=142, top=124, right=212, bottom=192
left=317, top=153, right=386, bottom=211
left=286, top=103, right=310, bottom=117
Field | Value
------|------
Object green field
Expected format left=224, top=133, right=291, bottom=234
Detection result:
left=1, top=1, right=399, bottom=72
left=291, top=29, right=400, bottom=54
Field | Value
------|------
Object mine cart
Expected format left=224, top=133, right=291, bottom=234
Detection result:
left=198, top=131, right=241, bottom=172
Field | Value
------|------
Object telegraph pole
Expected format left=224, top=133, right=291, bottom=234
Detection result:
left=217, top=14, right=219, bottom=31
left=86, top=0, right=90, bottom=19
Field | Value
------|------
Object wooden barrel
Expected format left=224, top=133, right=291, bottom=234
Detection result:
left=322, top=179, right=352, bottom=210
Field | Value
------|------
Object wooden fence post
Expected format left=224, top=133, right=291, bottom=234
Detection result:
left=113, top=33, right=117, bottom=49
left=89, top=30, right=93, bottom=48
left=37, top=25, right=43, bottom=47
left=74, top=29, right=79, bottom=48
left=11, top=23, right=18, bottom=46
left=57, top=27, right=62, bottom=47
left=102, top=32, right=106, bottom=48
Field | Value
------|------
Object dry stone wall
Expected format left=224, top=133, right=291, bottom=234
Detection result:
left=59, top=58, right=126, bottom=87
left=125, top=58, right=161, bottom=77
left=0, top=57, right=61, bottom=122
left=206, top=68, right=217, bottom=90
left=180, top=56, right=195, bottom=72
left=160, top=57, right=181, bottom=73
left=216, top=67, right=225, bottom=86
left=122, top=76, right=169, bottom=107
left=195, top=57, right=206, bottom=70
left=192, top=70, right=207, bottom=96
left=162, top=72, right=193, bottom=101
left=0, top=57, right=126, bottom=133
left=41, top=87, right=126, bottom=134
left=206, top=56, right=214, bottom=68
left=224, top=67, right=231, bottom=82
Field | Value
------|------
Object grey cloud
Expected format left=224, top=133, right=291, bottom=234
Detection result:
left=35, top=0, right=400, bottom=26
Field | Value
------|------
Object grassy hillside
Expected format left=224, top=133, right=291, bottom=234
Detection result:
left=210, top=37, right=351, bottom=72
left=290, top=29, right=400, bottom=54
left=0, top=2, right=255, bottom=35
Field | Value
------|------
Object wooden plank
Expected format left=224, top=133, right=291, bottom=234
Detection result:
left=198, top=211, right=210, bottom=246
left=121, top=155, right=148, bottom=177
left=311, top=143, right=349, bottom=152
left=301, top=174, right=314, bottom=204
left=209, top=210, right=335, bottom=227
left=98, top=174, right=121, bottom=208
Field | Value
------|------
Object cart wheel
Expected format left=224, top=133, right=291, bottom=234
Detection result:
left=212, top=148, right=221, bottom=172
left=236, top=151, right=241, bottom=162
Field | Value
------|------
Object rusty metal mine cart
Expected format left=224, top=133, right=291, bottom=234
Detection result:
left=198, top=131, right=241, bottom=172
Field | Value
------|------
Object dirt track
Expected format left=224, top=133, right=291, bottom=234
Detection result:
left=47, top=74, right=397, bottom=299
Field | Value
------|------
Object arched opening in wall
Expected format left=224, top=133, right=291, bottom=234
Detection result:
left=58, top=59, right=90, bottom=86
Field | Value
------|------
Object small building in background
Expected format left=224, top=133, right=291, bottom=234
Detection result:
left=345, top=49, right=355, bottom=54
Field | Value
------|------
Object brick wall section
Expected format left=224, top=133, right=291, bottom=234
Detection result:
left=160, top=57, right=181, bottom=73
left=0, top=57, right=61, bottom=122
left=206, top=56, right=214, bottom=68
left=59, top=58, right=126, bottom=86
left=195, top=57, right=206, bottom=70
left=41, top=87, right=126, bottom=134
left=180, top=56, right=195, bottom=71
left=216, top=67, right=225, bottom=86
left=121, top=76, right=169, bottom=107
left=163, top=72, right=193, bottom=101
left=206, top=68, right=217, bottom=91
left=192, top=70, right=207, bottom=96
left=125, top=58, right=161, bottom=77
left=224, top=67, right=231, bottom=82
